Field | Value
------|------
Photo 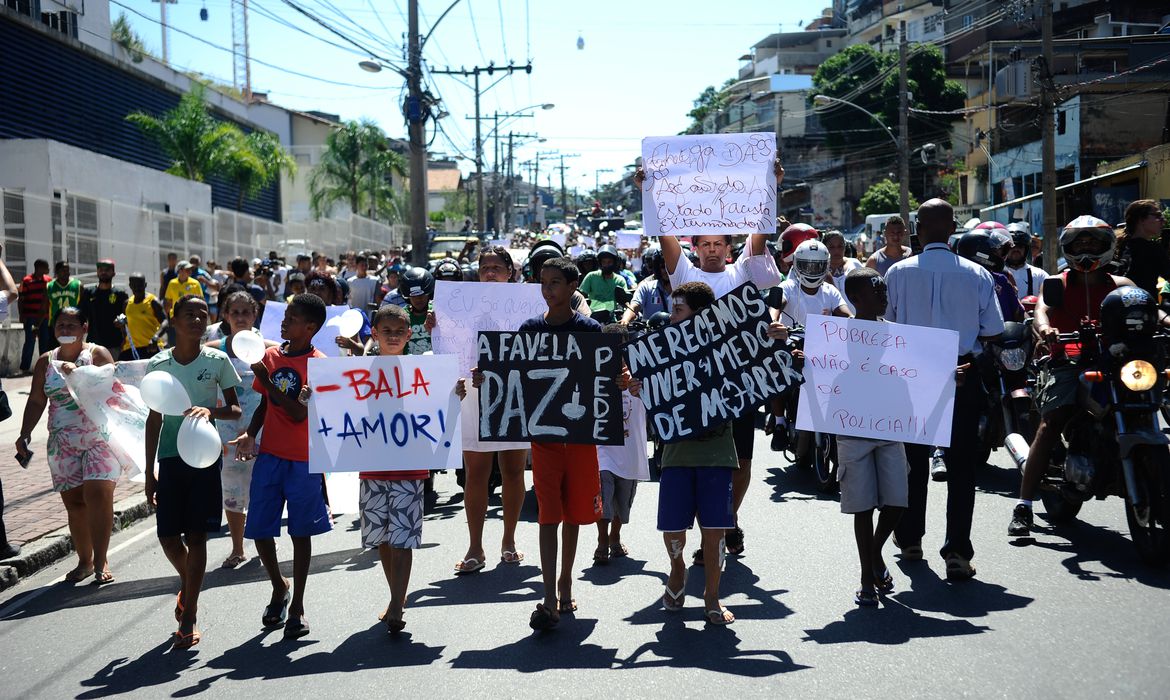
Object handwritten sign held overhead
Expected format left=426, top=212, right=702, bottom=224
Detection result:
left=431, top=281, right=546, bottom=376
left=623, top=283, right=801, bottom=443
left=641, top=133, right=777, bottom=236
left=795, top=315, right=958, bottom=446
left=308, top=355, right=463, bottom=473
left=477, top=331, right=624, bottom=445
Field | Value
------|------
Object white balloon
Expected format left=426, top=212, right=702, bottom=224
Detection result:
left=139, top=372, right=192, bottom=415
left=335, top=308, right=364, bottom=339
left=231, top=330, right=266, bottom=365
left=176, top=416, right=223, bottom=469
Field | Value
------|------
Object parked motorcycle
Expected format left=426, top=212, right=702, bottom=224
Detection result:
left=1005, top=283, right=1170, bottom=566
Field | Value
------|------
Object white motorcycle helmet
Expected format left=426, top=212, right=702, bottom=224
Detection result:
left=1059, top=215, right=1115, bottom=272
left=793, top=239, right=830, bottom=287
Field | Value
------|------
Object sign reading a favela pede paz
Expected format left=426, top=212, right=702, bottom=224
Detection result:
left=795, top=315, right=959, bottom=447
left=476, top=331, right=624, bottom=445
left=430, top=281, right=547, bottom=376
left=623, top=283, right=802, bottom=443
left=308, top=355, right=463, bottom=473
left=640, top=132, right=777, bottom=236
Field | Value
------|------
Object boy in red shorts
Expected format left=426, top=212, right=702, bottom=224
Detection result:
left=497, top=256, right=604, bottom=630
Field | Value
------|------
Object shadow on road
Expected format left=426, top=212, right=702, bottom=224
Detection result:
left=449, top=617, right=618, bottom=672
left=890, top=561, right=1033, bottom=618
left=763, top=465, right=836, bottom=504
left=407, top=562, right=543, bottom=609
left=621, top=617, right=809, bottom=676
left=1017, top=519, right=1170, bottom=590
left=76, top=637, right=197, bottom=699
left=801, top=598, right=990, bottom=645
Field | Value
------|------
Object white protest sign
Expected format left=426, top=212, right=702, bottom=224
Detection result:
left=641, top=132, right=777, bottom=236
left=430, top=281, right=546, bottom=376
left=549, top=232, right=567, bottom=247
left=616, top=232, right=641, bottom=250
left=260, top=301, right=353, bottom=357
left=796, top=315, right=959, bottom=446
left=308, top=354, right=463, bottom=473
left=582, top=236, right=595, bottom=248
left=569, top=245, right=584, bottom=257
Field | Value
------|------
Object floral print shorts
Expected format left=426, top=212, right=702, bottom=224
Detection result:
left=47, top=429, right=121, bottom=492
left=359, top=478, right=424, bottom=549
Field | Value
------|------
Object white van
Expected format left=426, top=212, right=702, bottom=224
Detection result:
left=864, top=212, right=918, bottom=245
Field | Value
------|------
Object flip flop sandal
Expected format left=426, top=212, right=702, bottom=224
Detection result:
left=283, top=615, right=311, bottom=640
left=874, top=570, right=895, bottom=595
left=172, top=629, right=201, bottom=650
left=704, top=607, right=735, bottom=626
left=592, top=546, right=610, bottom=565
left=93, top=571, right=115, bottom=585
left=528, top=604, right=559, bottom=631
left=175, top=592, right=185, bottom=623
left=662, top=584, right=685, bottom=612
left=609, top=543, right=629, bottom=558
left=500, top=550, right=525, bottom=564
left=453, top=557, right=485, bottom=575
left=263, top=589, right=291, bottom=628
left=221, top=554, right=248, bottom=570
left=65, top=567, right=94, bottom=583
left=557, top=598, right=577, bottom=614
left=854, top=589, right=880, bottom=607
left=384, top=616, right=406, bottom=635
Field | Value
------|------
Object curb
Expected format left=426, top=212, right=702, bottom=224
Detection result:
left=0, top=494, right=152, bottom=592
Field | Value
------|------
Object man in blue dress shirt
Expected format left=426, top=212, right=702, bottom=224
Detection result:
left=885, top=199, right=1005, bottom=580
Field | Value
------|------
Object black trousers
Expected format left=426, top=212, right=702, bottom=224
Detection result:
left=895, top=374, right=985, bottom=561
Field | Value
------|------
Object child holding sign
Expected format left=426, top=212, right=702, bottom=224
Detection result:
left=230, top=293, right=329, bottom=639
left=838, top=268, right=907, bottom=607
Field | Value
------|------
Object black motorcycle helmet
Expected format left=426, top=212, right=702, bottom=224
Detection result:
left=642, top=247, right=664, bottom=277
left=398, top=266, right=435, bottom=299
left=525, top=240, right=566, bottom=281
left=1100, top=285, right=1157, bottom=339
left=597, top=244, right=619, bottom=265
left=617, top=250, right=628, bottom=271
left=576, top=249, right=598, bottom=275
left=648, top=311, right=671, bottom=330
left=957, top=232, right=1004, bottom=273
left=434, top=258, right=463, bottom=282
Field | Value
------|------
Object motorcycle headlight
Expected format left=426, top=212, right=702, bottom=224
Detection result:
left=998, top=347, right=1027, bottom=372
left=1120, top=360, right=1158, bottom=392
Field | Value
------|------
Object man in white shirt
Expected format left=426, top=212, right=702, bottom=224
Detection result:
left=346, top=254, right=379, bottom=311
left=1005, top=224, right=1047, bottom=300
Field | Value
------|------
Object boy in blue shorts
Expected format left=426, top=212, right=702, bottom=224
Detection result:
left=145, top=295, right=242, bottom=649
left=231, top=293, right=328, bottom=639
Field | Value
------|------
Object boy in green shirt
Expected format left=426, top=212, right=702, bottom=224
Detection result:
left=46, top=260, right=81, bottom=328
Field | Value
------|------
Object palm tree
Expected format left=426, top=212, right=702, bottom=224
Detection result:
left=125, top=83, right=240, bottom=182
left=309, top=120, right=407, bottom=222
left=223, top=131, right=298, bottom=210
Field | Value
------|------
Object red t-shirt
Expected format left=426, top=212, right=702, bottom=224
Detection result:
left=254, top=344, right=326, bottom=462
left=358, top=470, right=430, bottom=481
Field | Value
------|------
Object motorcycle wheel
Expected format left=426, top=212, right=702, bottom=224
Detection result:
left=812, top=433, right=839, bottom=495
left=1125, top=446, right=1170, bottom=567
left=1040, top=486, right=1084, bottom=523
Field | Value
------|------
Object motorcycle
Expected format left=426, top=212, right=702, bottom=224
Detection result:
left=774, top=323, right=838, bottom=495
left=975, top=320, right=1038, bottom=466
left=1005, top=282, right=1170, bottom=566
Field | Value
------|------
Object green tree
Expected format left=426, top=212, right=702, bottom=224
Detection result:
left=681, top=78, right=737, bottom=135
left=111, top=13, right=147, bottom=63
left=858, top=179, right=919, bottom=218
left=812, top=43, right=964, bottom=152
left=126, top=83, right=241, bottom=182
left=223, top=131, right=298, bottom=210
left=308, top=120, right=407, bottom=222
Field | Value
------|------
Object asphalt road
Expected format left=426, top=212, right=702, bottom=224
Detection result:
left=2, top=433, right=1168, bottom=699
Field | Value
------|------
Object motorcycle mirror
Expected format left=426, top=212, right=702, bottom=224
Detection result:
left=764, top=286, right=785, bottom=310
left=614, top=286, right=632, bottom=306
left=1041, top=276, right=1064, bottom=309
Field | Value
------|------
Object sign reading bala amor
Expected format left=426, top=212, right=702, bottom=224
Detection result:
left=308, top=355, right=463, bottom=473
left=624, top=283, right=801, bottom=443
left=795, top=315, right=959, bottom=446
left=477, top=331, right=623, bottom=445
left=431, top=281, right=546, bottom=376
left=640, top=132, right=777, bottom=236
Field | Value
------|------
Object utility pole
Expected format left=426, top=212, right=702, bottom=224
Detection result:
left=554, top=154, right=580, bottom=221
left=1040, top=0, right=1059, bottom=273
left=157, top=0, right=170, bottom=64
left=432, top=62, right=533, bottom=232
left=406, top=0, right=429, bottom=264
left=898, top=20, right=911, bottom=226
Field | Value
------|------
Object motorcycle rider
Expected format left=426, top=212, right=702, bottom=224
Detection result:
left=621, top=247, right=671, bottom=323
left=1008, top=216, right=1137, bottom=536
left=1004, top=223, right=1048, bottom=301
left=579, top=245, right=629, bottom=325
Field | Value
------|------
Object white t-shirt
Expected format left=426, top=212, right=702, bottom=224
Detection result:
left=669, top=250, right=783, bottom=299
left=597, top=391, right=650, bottom=481
left=347, top=276, right=378, bottom=311
left=1007, top=264, right=1048, bottom=300
left=777, top=277, right=847, bottom=327
left=828, top=258, right=864, bottom=292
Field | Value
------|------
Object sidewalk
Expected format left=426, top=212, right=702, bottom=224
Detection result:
left=0, top=375, right=150, bottom=590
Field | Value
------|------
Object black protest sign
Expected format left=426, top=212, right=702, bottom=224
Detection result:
left=477, top=331, right=624, bottom=445
left=623, top=283, right=802, bottom=443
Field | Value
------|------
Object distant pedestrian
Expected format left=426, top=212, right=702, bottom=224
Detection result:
left=160, top=252, right=179, bottom=297
left=46, top=260, right=81, bottom=336
left=78, top=259, right=129, bottom=359
left=18, top=259, right=52, bottom=373
left=118, top=273, right=167, bottom=360
left=865, top=216, right=912, bottom=275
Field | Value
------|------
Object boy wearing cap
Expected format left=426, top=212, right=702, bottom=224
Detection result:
left=165, top=262, right=204, bottom=318
left=79, top=259, right=130, bottom=358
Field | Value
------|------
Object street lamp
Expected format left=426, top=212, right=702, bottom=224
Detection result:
left=813, top=93, right=910, bottom=224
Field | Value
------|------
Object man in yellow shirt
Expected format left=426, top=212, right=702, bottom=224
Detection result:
left=164, top=262, right=204, bottom=317
left=118, top=273, right=168, bottom=359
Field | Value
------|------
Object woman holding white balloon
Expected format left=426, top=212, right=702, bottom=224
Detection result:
left=15, top=306, right=119, bottom=584
left=206, top=291, right=276, bottom=570
left=143, top=294, right=241, bottom=649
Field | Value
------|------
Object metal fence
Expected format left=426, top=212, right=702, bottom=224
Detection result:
left=0, top=188, right=408, bottom=283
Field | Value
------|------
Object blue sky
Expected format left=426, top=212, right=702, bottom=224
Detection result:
left=112, top=0, right=810, bottom=193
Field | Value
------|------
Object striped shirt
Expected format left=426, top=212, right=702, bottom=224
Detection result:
left=18, top=273, right=50, bottom=319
